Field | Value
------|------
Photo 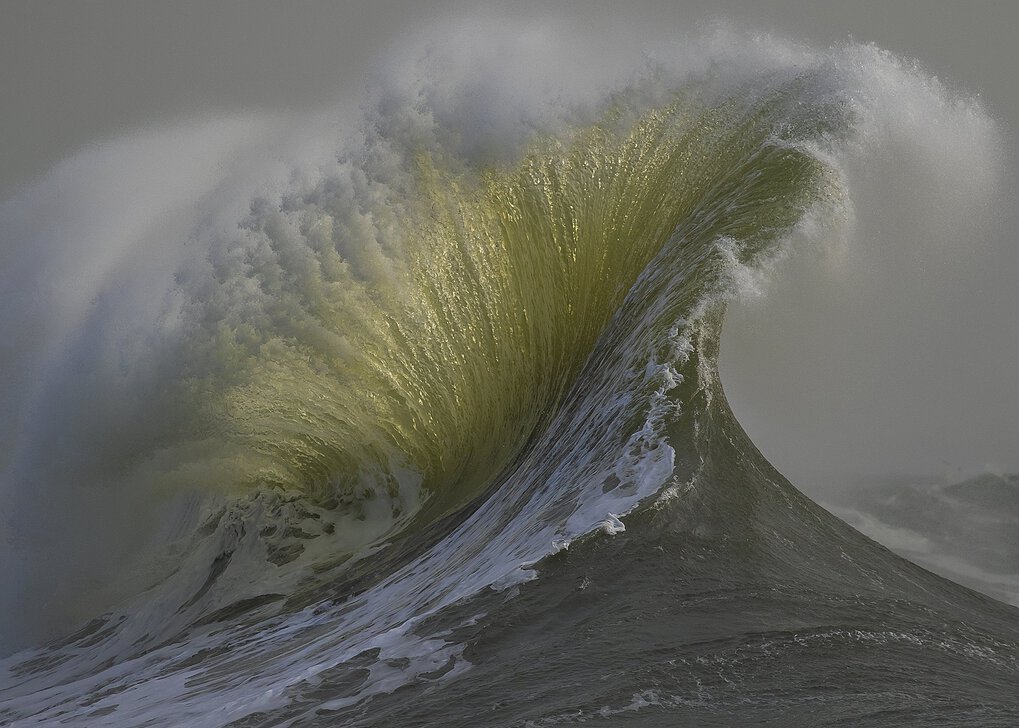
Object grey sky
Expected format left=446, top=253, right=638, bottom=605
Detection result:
left=3, top=1, right=1018, bottom=200
left=3, top=0, right=1017, bottom=490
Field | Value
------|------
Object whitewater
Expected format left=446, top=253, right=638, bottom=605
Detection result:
left=1, top=29, right=1017, bottom=727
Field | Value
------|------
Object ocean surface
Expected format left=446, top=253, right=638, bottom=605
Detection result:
left=1, top=34, right=1017, bottom=726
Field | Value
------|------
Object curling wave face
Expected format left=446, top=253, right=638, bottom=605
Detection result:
left=1, top=35, right=1017, bottom=727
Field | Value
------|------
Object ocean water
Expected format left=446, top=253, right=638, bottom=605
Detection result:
left=1, top=33, right=1017, bottom=727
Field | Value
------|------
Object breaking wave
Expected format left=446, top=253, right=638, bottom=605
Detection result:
left=1, top=29, right=1016, bottom=727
